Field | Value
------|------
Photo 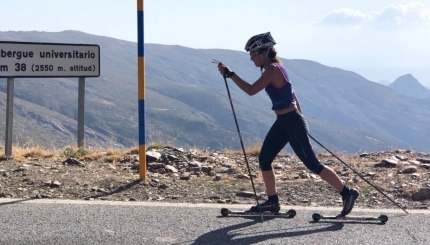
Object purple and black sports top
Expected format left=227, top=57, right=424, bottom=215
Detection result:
left=264, top=62, right=296, bottom=111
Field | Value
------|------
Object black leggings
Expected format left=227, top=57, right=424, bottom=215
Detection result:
left=259, top=109, right=325, bottom=174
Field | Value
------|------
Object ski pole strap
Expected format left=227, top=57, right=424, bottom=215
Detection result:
left=223, top=67, right=235, bottom=78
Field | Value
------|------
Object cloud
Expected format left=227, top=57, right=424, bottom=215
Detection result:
left=315, top=2, right=430, bottom=28
left=315, top=9, right=375, bottom=25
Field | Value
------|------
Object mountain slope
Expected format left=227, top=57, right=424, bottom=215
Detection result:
left=0, top=30, right=429, bottom=153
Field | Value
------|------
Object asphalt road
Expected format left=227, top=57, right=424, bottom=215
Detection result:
left=0, top=199, right=428, bottom=245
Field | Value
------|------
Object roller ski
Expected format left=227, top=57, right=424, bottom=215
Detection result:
left=221, top=208, right=296, bottom=218
left=312, top=187, right=386, bottom=223
left=312, top=213, right=388, bottom=223
left=221, top=200, right=296, bottom=218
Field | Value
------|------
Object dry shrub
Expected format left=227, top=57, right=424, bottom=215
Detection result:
left=79, top=152, right=105, bottom=161
left=11, top=145, right=53, bottom=160
left=225, top=140, right=262, bottom=157
left=105, top=154, right=123, bottom=163
left=125, top=146, right=139, bottom=155
left=402, top=185, right=420, bottom=199
left=148, top=143, right=163, bottom=150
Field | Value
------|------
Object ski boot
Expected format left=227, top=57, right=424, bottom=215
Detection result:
left=337, top=188, right=360, bottom=218
left=249, top=199, right=280, bottom=213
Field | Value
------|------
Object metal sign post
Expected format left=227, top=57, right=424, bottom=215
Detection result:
left=78, top=77, right=86, bottom=147
left=137, top=0, right=147, bottom=181
left=0, top=41, right=100, bottom=155
left=5, top=78, right=14, bottom=155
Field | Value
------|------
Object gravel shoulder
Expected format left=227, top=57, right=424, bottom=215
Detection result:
left=0, top=146, right=429, bottom=211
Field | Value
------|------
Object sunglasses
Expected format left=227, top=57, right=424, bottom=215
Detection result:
left=249, top=51, right=259, bottom=58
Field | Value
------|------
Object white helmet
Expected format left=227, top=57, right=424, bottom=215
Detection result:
left=244, top=32, right=276, bottom=52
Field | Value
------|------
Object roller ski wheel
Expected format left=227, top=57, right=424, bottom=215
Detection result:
left=312, top=213, right=321, bottom=222
left=221, top=208, right=229, bottom=217
left=312, top=212, right=388, bottom=223
left=378, top=215, right=388, bottom=223
left=220, top=208, right=296, bottom=218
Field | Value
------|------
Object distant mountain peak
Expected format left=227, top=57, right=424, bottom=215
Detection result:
left=392, top=73, right=418, bottom=83
left=402, top=73, right=413, bottom=77
left=389, top=74, right=430, bottom=99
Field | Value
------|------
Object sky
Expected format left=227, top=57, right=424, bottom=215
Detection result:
left=0, top=0, right=429, bottom=85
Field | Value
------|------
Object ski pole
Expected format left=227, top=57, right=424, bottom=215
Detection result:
left=308, top=134, right=409, bottom=214
left=212, top=59, right=264, bottom=222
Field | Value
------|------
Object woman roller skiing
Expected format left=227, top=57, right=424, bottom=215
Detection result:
left=216, top=32, right=359, bottom=218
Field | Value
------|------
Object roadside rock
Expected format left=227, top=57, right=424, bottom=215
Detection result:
left=376, top=158, right=398, bottom=168
left=412, top=188, right=430, bottom=201
left=63, top=158, right=85, bottom=166
left=398, top=166, right=417, bottom=174
left=236, top=191, right=256, bottom=198
left=146, top=151, right=161, bottom=162
left=417, top=158, right=430, bottom=163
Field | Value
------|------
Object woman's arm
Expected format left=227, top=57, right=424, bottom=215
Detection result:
left=218, top=62, right=273, bottom=96
left=230, top=72, right=272, bottom=96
